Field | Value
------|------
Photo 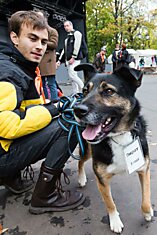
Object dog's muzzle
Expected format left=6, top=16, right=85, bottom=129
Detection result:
left=74, top=104, right=119, bottom=144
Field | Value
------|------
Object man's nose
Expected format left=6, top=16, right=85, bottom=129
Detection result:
left=36, top=40, right=43, bottom=50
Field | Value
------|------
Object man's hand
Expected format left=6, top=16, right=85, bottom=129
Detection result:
left=56, top=61, right=61, bottom=68
left=69, top=57, right=75, bottom=65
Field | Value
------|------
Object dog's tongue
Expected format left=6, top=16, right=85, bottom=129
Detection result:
left=82, top=124, right=101, bottom=140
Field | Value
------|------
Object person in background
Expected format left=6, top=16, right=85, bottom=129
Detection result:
left=154, top=55, right=157, bottom=66
left=112, top=43, right=120, bottom=71
left=129, top=55, right=136, bottom=68
left=36, top=10, right=59, bottom=102
left=117, top=43, right=129, bottom=66
left=56, top=20, right=84, bottom=94
left=0, top=10, right=84, bottom=214
left=139, top=57, right=145, bottom=68
left=151, top=55, right=156, bottom=67
left=93, top=46, right=107, bottom=73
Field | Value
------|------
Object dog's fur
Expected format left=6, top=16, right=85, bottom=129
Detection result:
left=74, top=64, right=153, bottom=234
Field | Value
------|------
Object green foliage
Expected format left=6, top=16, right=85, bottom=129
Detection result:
left=86, top=0, right=114, bottom=61
left=86, top=0, right=157, bottom=60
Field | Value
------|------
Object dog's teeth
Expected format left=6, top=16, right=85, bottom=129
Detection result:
left=102, top=118, right=111, bottom=128
left=107, top=117, right=111, bottom=122
left=105, top=118, right=111, bottom=125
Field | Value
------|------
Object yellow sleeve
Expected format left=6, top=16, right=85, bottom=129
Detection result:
left=0, top=106, right=52, bottom=139
left=0, top=82, right=17, bottom=110
left=0, top=81, right=52, bottom=139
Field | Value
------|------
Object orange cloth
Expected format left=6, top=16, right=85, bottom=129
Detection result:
left=100, top=51, right=105, bottom=62
left=35, top=67, right=46, bottom=104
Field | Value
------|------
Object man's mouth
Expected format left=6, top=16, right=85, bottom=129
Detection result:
left=82, top=117, right=118, bottom=144
left=31, top=52, right=42, bottom=59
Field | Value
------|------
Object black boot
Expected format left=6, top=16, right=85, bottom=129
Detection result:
left=0, top=170, right=34, bottom=194
left=29, top=162, right=85, bottom=214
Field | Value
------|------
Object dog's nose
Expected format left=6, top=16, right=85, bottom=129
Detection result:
left=74, top=104, right=89, bottom=118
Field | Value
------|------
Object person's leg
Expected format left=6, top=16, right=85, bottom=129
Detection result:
left=113, top=62, right=116, bottom=71
left=67, top=60, right=84, bottom=94
left=66, top=62, right=79, bottom=93
left=28, top=120, right=84, bottom=213
left=42, top=76, right=49, bottom=99
left=0, top=119, right=85, bottom=211
left=0, top=120, right=77, bottom=177
left=47, top=75, right=59, bottom=101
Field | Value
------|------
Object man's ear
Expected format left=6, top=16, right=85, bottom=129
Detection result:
left=10, top=31, right=19, bottom=46
left=74, top=63, right=97, bottom=83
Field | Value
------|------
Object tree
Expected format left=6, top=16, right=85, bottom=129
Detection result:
left=149, top=8, right=157, bottom=48
left=86, top=0, right=113, bottom=61
left=86, top=0, right=157, bottom=61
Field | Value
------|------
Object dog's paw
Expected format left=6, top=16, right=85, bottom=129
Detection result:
left=143, top=208, right=154, bottom=221
left=109, top=211, right=124, bottom=234
left=78, top=170, right=87, bottom=187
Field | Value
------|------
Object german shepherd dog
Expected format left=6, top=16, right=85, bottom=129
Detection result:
left=73, top=64, right=153, bottom=234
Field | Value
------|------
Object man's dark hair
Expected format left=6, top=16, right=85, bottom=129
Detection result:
left=8, top=10, right=49, bottom=36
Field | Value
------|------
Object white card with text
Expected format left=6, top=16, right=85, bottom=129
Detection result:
left=124, top=137, right=145, bottom=174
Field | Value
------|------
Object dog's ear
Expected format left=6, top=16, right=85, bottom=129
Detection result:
left=74, top=63, right=97, bottom=82
left=114, top=65, right=143, bottom=88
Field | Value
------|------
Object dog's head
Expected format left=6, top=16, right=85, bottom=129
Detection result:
left=74, top=63, right=143, bottom=144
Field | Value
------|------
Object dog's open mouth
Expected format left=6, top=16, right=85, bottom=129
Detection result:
left=82, top=117, right=118, bottom=144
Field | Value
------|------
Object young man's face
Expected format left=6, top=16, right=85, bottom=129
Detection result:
left=10, top=24, right=48, bottom=63
left=64, top=22, right=73, bottom=32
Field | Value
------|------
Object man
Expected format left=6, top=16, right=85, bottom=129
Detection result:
left=37, top=10, right=59, bottom=102
left=93, top=46, right=107, bottom=73
left=0, top=11, right=84, bottom=214
left=112, top=43, right=120, bottom=71
left=56, top=20, right=84, bottom=94
left=117, top=43, right=129, bottom=66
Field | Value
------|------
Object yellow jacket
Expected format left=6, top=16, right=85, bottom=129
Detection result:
left=0, top=44, right=59, bottom=152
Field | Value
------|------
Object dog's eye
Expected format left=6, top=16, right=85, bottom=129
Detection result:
left=104, top=88, right=115, bottom=96
left=83, top=82, right=93, bottom=96
left=83, top=87, right=88, bottom=95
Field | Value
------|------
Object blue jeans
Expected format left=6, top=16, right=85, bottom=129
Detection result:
left=42, top=75, right=59, bottom=101
left=0, top=119, right=78, bottom=177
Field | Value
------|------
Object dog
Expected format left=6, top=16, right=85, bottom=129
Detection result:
left=73, top=64, right=153, bottom=234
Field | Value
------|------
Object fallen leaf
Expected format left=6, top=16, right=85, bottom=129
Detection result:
left=0, top=224, right=2, bottom=233
left=0, top=224, right=9, bottom=235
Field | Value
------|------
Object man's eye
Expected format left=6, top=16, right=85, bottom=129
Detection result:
left=42, top=41, right=47, bottom=46
left=30, top=37, right=36, bottom=41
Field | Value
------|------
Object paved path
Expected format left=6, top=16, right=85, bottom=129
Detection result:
left=0, top=74, right=157, bottom=235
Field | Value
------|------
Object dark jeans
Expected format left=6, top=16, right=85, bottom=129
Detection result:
left=0, top=119, right=77, bottom=177
left=113, top=62, right=117, bottom=71
left=42, top=75, right=58, bottom=101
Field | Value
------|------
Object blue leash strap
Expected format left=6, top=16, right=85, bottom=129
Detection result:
left=57, top=93, right=84, bottom=160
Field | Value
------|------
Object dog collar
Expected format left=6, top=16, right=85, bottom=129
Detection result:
left=110, top=131, right=133, bottom=147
